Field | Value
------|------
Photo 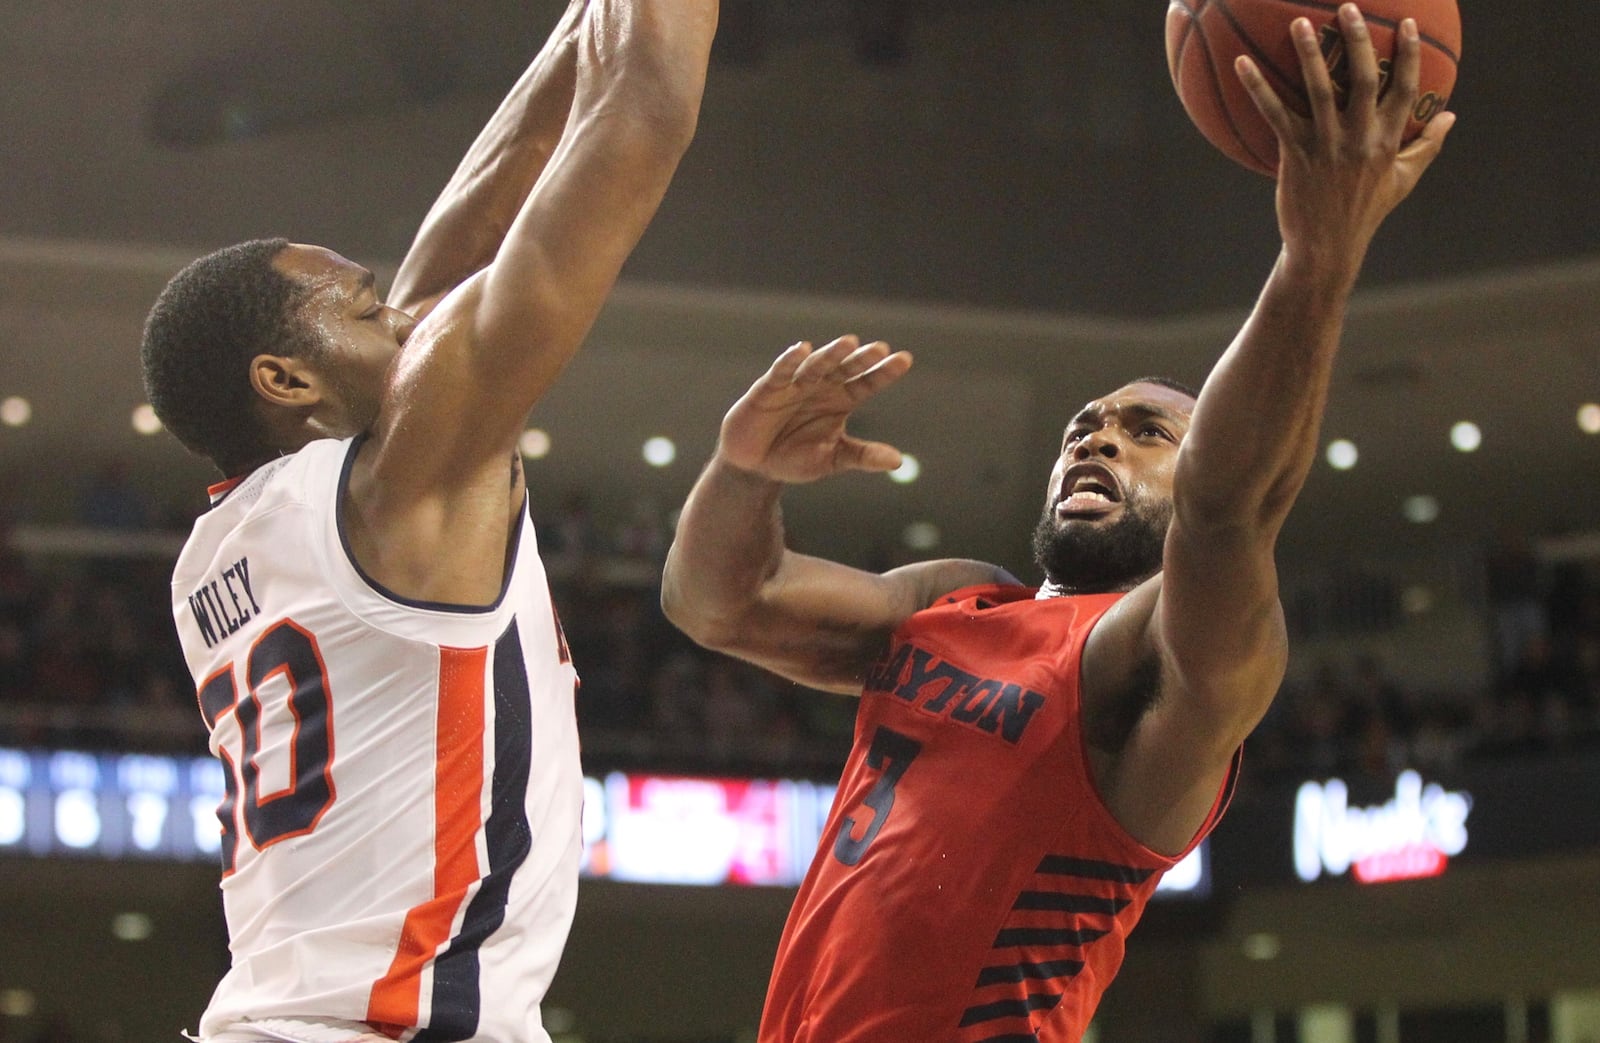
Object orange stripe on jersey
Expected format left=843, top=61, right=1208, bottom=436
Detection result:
left=366, top=645, right=488, bottom=1037
left=207, top=475, right=247, bottom=502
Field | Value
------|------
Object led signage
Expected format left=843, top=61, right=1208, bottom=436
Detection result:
left=1293, top=770, right=1471, bottom=884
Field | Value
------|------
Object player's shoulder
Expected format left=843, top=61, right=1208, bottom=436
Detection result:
left=179, top=440, right=352, bottom=559
left=886, top=558, right=1028, bottom=616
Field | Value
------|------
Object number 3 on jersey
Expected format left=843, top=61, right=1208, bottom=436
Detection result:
left=833, top=725, right=922, bottom=867
left=197, top=619, right=335, bottom=873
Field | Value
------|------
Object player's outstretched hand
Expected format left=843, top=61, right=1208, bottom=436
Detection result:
left=1235, top=2, right=1456, bottom=282
left=717, top=336, right=912, bottom=484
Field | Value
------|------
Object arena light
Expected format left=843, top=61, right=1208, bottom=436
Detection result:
left=1242, top=933, right=1281, bottom=961
left=642, top=437, right=676, bottom=468
left=518, top=428, right=551, bottom=460
left=0, top=989, right=36, bottom=1018
left=1402, top=494, right=1440, bottom=524
left=888, top=453, right=920, bottom=484
left=1325, top=439, right=1358, bottom=471
left=902, top=521, right=940, bottom=551
left=132, top=404, right=163, bottom=436
left=1579, top=403, right=1600, bottom=435
left=1449, top=421, right=1481, bottom=453
left=0, top=396, right=31, bottom=427
left=111, top=912, right=153, bottom=942
left=1402, top=585, right=1435, bottom=615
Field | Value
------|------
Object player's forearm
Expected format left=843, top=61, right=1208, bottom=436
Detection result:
left=661, top=456, right=791, bottom=648
left=1173, top=248, right=1356, bottom=535
left=388, top=2, right=587, bottom=318
left=575, top=0, right=718, bottom=144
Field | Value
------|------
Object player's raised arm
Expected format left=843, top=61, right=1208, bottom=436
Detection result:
left=372, top=0, right=718, bottom=488
left=662, top=337, right=1015, bottom=694
left=1085, top=5, right=1455, bottom=854
left=385, top=0, right=588, bottom=322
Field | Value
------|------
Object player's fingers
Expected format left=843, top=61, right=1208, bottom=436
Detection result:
left=1291, top=17, right=1340, bottom=132
left=843, top=349, right=914, bottom=400
left=760, top=341, right=814, bottom=388
left=1396, top=109, right=1456, bottom=175
left=1338, top=5, right=1381, bottom=119
left=1235, top=56, right=1299, bottom=145
left=837, top=340, right=894, bottom=381
left=1381, top=18, right=1423, bottom=131
left=835, top=435, right=904, bottom=474
left=794, top=335, right=862, bottom=383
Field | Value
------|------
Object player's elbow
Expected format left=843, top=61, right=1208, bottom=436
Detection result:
left=580, top=99, right=700, bottom=172
left=659, top=567, right=743, bottom=655
left=663, top=602, right=748, bottom=658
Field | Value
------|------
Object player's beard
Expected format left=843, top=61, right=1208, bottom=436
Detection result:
left=1031, top=492, right=1172, bottom=595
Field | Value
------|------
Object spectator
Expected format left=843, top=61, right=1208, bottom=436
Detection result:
left=1484, top=525, right=1548, bottom=682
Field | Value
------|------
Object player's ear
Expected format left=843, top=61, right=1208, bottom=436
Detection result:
left=249, top=354, right=325, bottom=409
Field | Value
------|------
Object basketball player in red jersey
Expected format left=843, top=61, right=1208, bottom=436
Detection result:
left=663, top=6, right=1453, bottom=1041
left=141, top=2, right=717, bottom=1041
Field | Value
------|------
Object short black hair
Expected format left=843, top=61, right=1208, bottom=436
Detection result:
left=1126, top=375, right=1200, bottom=400
left=140, top=238, right=320, bottom=476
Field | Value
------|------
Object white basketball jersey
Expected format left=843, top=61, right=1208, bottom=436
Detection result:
left=170, top=438, right=582, bottom=1043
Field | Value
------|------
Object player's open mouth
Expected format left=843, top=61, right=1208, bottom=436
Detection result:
left=1056, top=464, right=1122, bottom=517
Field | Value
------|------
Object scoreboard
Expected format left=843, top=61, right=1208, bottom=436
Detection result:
left=0, top=745, right=1208, bottom=896
left=0, top=746, right=225, bottom=861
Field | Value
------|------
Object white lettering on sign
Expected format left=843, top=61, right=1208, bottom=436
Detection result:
left=1293, top=770, right=1471, bottom=884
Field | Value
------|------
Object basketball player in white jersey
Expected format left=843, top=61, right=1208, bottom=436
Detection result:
left=139, top=2, right=718, bottom=1040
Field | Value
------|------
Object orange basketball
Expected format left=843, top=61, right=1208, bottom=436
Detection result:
left=1166, top=0, right=1461, bottom=176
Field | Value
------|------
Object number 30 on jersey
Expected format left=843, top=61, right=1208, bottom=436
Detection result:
left=197, top=618, right=336, bottom=873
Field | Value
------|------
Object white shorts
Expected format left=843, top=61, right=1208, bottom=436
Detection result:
left=188, top=1018, right=394, bottom=1043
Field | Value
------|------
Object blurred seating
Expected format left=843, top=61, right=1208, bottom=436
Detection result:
left=2, top=511, right=1598, bottom=787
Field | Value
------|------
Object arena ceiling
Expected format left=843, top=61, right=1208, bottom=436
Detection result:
left=1, top=0, right=1597, bottom=576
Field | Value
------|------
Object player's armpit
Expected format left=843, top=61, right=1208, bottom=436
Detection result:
left=1080, top=525, right=1286, bottom=856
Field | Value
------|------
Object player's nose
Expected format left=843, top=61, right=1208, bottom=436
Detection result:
left=1073, top=430, right=1119, bottom=460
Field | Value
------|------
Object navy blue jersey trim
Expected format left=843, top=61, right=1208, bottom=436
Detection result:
left=414, top=618, right=535, bottom=1041
left=993, top=925, right=1109, bottom=948
left=335, top=435, right=525, bottom=614
left=974, top=959, right=1084, bottom=988
left=1034, top=855, right=1156, bottom=884
left=960, top=993, right=1062, bottom=1027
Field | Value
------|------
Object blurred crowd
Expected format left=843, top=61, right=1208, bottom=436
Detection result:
left=2, top=493, right=1599, bottom=789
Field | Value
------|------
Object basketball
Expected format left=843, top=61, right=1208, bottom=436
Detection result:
left=1166, top=0, right=1461, bottom=176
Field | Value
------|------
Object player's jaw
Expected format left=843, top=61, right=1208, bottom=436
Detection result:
left=1032, top=479, right=1172, bottom=596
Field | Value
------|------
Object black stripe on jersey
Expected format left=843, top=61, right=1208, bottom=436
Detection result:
left=971, top=1035, right=1040, bottom=1043
left=974, top=959, right=1084, bottom=988
left=1012, top=891, right=1130, bottom=915
left=959, top=993, right=1062, bottom=1027
left=993, top=926, right=1109, bottom=948
left=1035, top=854, right=1156, bottom=884
left=415, top=619, right=535, bottom=1042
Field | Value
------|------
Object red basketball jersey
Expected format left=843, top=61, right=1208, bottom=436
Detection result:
left=759, top=584, right=1238, bottom=1043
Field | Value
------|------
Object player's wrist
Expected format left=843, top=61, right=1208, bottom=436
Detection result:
left=709, top=449, right=788, bottom=489
left=1273, top=242, right=1364, bottom=302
